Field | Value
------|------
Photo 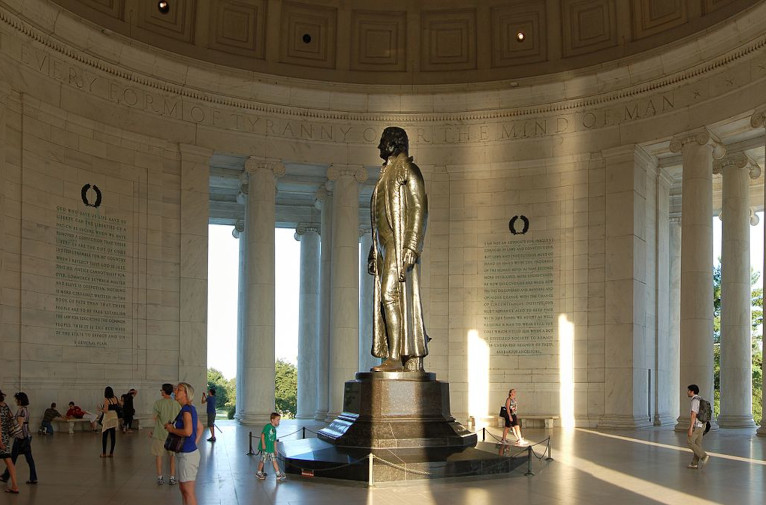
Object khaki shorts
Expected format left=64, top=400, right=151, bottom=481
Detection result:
left=177, top=449, right=200, bottom=483
left=151, top=437, right=175, bottom=457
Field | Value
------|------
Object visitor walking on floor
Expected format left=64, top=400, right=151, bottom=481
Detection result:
left=100, top=386, right=120, bottom=458
left=201, top=388, right=217, bottom=442
left=686, top=384, right=710, bottom=470
left=121, top=388, right=137, bottom=433
left=151, top=383, right=180, bottom=485
left=500, top=388, right=526, bottom=446
left=0, top=392, right=37, bottom=485
left=256, top=412, right=286, bottom=482
left=164, top=382, right=203, bottom=505
left=0, top=390, right=19, bottom=494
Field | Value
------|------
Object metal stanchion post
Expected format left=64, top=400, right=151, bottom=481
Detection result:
left=482, top=427, right=486, bottom=442
left=546, top=437, right=553, bottom=461
left=368, top=453, right=374, bottom=487
left=525, top=446, right=534, bottom=476
left=247, top=431, right=255, bottom=455
left=302, top=426, right=306, bottom=439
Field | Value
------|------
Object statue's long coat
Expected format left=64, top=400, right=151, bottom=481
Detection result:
left=369, top=153, right=429, bottom=359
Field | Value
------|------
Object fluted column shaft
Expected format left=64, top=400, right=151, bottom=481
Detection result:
left=233, top=220, right=246, bottom=422
left=314, top=188, right=333, bottom=421
left=670, top=129, right=724, bottom=430
left=717, top=154, right=757, bottom=427
left=295, top=225, right=320, bottom=419
left=327, top=165, right=367, bottom=419
left=751, top=109, right=766, bottom=436
left=239, top=157, right=284, bottom=425
left=358, top=228, right=377, bottom=372
left=667, top=218, right=682, bottom=424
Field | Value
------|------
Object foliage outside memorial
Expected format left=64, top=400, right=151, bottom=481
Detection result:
left=712, top=264, right=763, bottom=424
left=275, top=359, right=297, bottom=419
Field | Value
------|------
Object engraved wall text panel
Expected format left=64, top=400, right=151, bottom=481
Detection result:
left=491, top=2, right=547, bottom=67
left=421, top=9, right=477, bottom=71
left=209, top=0, right=266, bottom=58
left=632, top=0, right=687, bottom=40
left=350, top=10, right=407, bottom=72
left=55, top=207, right=129, bottom=348
left=482, top=238, right=555, bottom=356
left=137, top=0, right=196, bottom=43
left=280, top=1, right=338, bottom=68
left=562, top=0, right=618, bottom=57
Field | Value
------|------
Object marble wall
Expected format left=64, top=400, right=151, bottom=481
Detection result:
left=0, top=0, right=765, bottom=426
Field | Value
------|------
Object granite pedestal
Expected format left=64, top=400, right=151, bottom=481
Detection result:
left=281, top=372, right=526, bottom=483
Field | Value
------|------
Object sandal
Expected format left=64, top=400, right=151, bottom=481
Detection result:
left=5, top=489, right=19, bottom=494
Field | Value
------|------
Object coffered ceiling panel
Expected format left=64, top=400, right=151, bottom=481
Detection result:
left=703, top=0, right=737, bottom=14
left=78, top=0, right=123, bottom=20
left=136, top=0, right=196, bottom=43
left=632, top=0, right=687, bottom=40
left=421, top=9, right=477, bottom=71
left=209, top=0, right=266, bottom=59
left=491, top=2, right=547, bottom=67
left=562, top=0, right=618, bottom=57
left=350, top=10, right=407, bottom=72
left=280, top=1, right=338, bottom=69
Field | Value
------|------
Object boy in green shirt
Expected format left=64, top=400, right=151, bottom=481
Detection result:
left=255, top=412, right=285, bottom=482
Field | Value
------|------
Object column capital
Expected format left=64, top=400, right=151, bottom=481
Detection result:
left=750, top=107, right=766, bottom=128
left=295, top=223, right=320, bottom=241
left=750, top=208, right=760, bottom=226
left=314, top=187, right=333, bottom=210
left=232, top=220, right=245, bottom=238
left=714, top=152, right=761, bottom=179
left=245, top=156, right=286, bottom=177
left=359, top=227, right=371, bottom=239
left=327, top=164, right=368, bottom=183
left=669, top=128, right=725, bottom=159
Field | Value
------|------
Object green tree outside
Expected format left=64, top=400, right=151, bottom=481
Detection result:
left=712, top=263, right=763, bottom=424
left=275, top=359, right=297, bottom=419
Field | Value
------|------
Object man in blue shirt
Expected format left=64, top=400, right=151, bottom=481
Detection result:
left=201, top=388, right=217, bottom=442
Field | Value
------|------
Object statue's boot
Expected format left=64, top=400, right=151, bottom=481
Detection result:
left=371, top=358, right=404, bottom=372
left=403, top=357, right=424, bottom=372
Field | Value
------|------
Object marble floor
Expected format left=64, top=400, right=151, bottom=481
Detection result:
left=1, top=420, right=764, bottom=505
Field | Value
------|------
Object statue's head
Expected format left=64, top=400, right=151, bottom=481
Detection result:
left=378, top=127, right=409, bottom=161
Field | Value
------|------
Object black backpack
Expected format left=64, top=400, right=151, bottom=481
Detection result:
left=696, top=396, right=712, bottom=424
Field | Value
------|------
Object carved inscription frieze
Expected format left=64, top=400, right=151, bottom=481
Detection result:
left=482, top=239, right=554, bottom=356
left=55, top=207, right=128, bottom=348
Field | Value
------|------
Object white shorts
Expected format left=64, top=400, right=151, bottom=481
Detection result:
left=176, top=449, right=200, bottom=483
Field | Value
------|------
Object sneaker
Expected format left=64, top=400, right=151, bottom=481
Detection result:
left=277, top=473, right=287, bottom=482
left=699, top=455, right=710, bottom=469
left=157, top=476, right=165, bottom=485
left=687, top=464, right=698, bottom=469
left=207, top=437, right=216, bottom=442
left=169, top=476, right=176, bottom=486
left=256, top=471, right=266, bottom=481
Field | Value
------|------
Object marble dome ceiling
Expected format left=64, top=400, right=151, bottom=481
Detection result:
left=49, top=0, right=759, bottom=85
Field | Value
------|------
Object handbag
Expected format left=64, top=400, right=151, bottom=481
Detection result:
left=163, top=411, right=186, bottom=453
left=499, top=405, right=508, bottom=418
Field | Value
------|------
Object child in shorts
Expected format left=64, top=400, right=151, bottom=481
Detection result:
left=255, top=412, right=286, bottom=482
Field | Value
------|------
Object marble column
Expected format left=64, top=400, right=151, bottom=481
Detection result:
left=358, top=228, right=378, bottom=373
left=233, top=218, right=246, bottom=421
left=295, top=224, right=320, bottom=419
left=314, top=187, right=333, bottom=421
left=666, top=217, right=682, bottom=425
left=598, top=145, right=653, bottom=429
left=327, top=165, right=368, bottom=419
left=752, top=108, right=766, bottom=437
left=716, top=153, right=758, bottom=428
left=239, top=156, right=285, bottom=425
left=670, top=128, right=725, bottom=431
left=178, top=144, right=213, bottom=391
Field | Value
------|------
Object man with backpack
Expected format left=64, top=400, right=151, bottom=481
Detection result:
left=686, top=384, right=710, bottom=469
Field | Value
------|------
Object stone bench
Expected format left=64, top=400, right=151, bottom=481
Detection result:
left=518, top=415, right=559, bottom=429
left=53, top=418, right=96, bottom=434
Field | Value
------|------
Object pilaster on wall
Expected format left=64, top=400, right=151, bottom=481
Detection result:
left=178, top=144, right=212, bottom=394
left=598, top=144, right=654, bottom=429
left=0, top=82, right=16, bottom=388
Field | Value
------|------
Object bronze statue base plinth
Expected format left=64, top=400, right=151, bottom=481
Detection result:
left=317, top=372, right=477, bottom=449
